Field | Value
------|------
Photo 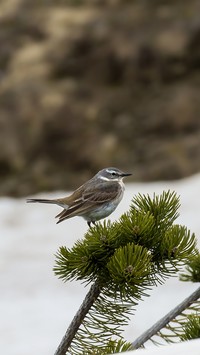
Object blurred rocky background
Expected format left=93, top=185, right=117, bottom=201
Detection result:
left=0, top=0, right=200, bottom=196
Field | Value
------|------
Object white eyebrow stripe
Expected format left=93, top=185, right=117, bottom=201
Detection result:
left=106, top=169, right=116, bottom=174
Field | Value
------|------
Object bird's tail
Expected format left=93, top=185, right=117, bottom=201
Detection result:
left=26, top=198, right=57, bottom=204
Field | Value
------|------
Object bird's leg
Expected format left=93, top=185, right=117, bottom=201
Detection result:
left=87, top=221, right=96, bottom=228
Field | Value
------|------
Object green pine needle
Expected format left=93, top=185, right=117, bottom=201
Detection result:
left=132, top=190, right=180, bottom=227
left=180, top=315, right=200, bottom=341
left=107, top=243, right=153, bottom=299
left=180, top=252, right=200, bottom=282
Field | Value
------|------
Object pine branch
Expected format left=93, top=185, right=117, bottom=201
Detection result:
left=131, top=286, right=200, bottom=349
left=53, top=191, right=197, bottom=354
left=54, top=281, right=101, bottom=355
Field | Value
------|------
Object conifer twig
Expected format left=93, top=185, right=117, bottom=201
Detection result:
left=131, top=286, right=200, bottom=349
left=54, top=281, right=101, bottom=355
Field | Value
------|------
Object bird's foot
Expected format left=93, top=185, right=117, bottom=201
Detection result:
left=87, top=221, right=96, bottom=228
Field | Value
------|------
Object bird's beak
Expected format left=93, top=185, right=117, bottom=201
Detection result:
left=121, top=172, right=132, bottom=177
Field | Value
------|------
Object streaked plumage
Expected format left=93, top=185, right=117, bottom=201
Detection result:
left=27, top=167, right=132, bottom=227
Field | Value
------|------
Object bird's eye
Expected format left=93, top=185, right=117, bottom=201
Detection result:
left=111, top=172, right=116, bottom=176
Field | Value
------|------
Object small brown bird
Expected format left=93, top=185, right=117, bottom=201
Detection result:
left=27, top=167, right=132, bottom=227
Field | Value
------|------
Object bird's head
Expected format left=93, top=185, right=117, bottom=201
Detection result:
left=96, top=167, right=132, bottom=182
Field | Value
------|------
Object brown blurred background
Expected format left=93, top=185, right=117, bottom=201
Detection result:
left=0, top=0, right=200, bottom=196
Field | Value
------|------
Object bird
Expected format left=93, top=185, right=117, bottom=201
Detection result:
left=27, top=167, right=132, bottom=227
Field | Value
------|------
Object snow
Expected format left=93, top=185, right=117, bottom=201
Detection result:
left=0, top=174, right=200, bottom=355
left=119, top=339, right=200, bottom=355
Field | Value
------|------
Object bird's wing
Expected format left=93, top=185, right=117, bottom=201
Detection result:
left=56, top=182, right=121, bottom=223
left=82, top=181, right=121, bottom=203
